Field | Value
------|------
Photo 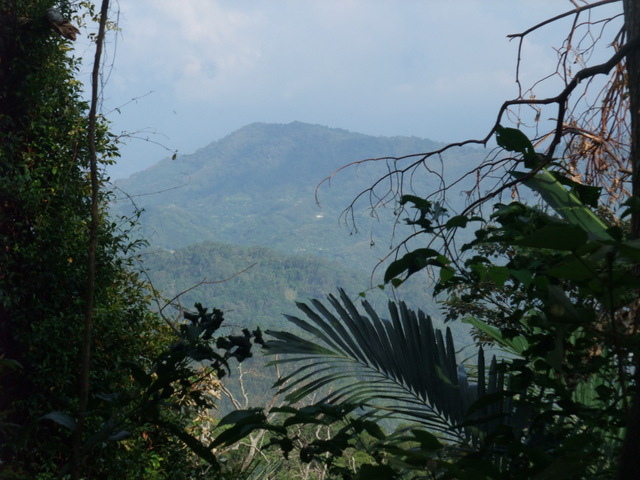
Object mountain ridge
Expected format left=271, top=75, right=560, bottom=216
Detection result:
left=113, top=121, right=482, bottom=272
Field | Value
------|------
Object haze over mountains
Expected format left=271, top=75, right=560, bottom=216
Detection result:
left=112, top=122, right=483, bottom=338
left=114, top=122, right=480, bottom=265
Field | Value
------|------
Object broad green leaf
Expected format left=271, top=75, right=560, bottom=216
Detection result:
left=440, top=266, right=455, bottom=283
left=411, top=428, right=443, bottom=450
left=515, top=225, right=588, bottom=251
left=510, top=170, right=611, bottom=241
left=446, top=215, right=470, bottom=229
left=400, top=194, right=432, bottom=212
left=487, top=265, right=510, bottom=287
left=385, top=258, right=410, bottom=284
left=384, top=248, right=440, bottom=283
left=546, top=256, right=597, bottom=281
left=362, top=420, right=386, bottom=440
left=496, top=126, right=535, bottom=159
left=39, top=411, right=76, bottom=431
left=545, top=285, right=581, bottom=323
left=548, top=171, right=602, bottom=208
left=511, top=268, right=533, bottom=286
left=462, top=316, right=528, bottom=355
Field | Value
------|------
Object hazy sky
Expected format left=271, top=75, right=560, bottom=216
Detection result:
left=77, top=1, right=621, bottom=179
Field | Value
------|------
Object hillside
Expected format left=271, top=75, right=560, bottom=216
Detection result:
left=113, top=122, right=479, bottom=409
left=139, top=241, right=450, bottom=332
left=113, top=122, right=483, bottom=276
left=139, top=240, right=474, bottom=410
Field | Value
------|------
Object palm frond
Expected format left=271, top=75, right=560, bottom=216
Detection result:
left=265, top=289, right=508, bottom=443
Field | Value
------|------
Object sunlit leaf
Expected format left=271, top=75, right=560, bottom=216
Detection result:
left=511, top=170, right=611, bottom=241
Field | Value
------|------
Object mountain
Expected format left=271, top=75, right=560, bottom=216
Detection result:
left=111, top=122, right=480, bottom=407
left=113, top=122, right=483, bottom=275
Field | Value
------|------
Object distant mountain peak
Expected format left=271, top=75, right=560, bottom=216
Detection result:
left=115, top=121, right=447, bottom=203
left=112, top=122, right=479, bottom=261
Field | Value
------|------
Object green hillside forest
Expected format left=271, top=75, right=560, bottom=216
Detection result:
left=115, top=122, right=476, bottom=410
left=113, top=122, right=484, bottom=273
left=5, top=2, right=640, bottom=479
left=140, top=241, right=444, bottom=332
left=139, top=240, right=473, bottom=412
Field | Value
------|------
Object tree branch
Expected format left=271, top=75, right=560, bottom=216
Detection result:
left=72, top=1, right=109, bottom=478
left=506, top=0, right=620, bottom=40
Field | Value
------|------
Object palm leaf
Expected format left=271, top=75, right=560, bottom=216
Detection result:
left=510, top=169, right=612, bottom=241
left=265, top=289, right=509, bottom=443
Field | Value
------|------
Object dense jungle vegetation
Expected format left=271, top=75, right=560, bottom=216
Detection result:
left=3, top=1, right=640, bottom=479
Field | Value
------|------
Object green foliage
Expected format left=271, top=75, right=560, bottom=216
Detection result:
left=495, top=126, right=535, bottom=158
left=95, top=302, right=267, bottom=477
left=209, top=402, right=387, bottom=480
left=225, top=128, right=636, bottom=479
left=3, top=2, right=631, bottom=477
left=139, top=240, right=458, bottom=412
left=142, top=240, right=441, bottom=332
left=0, top=2, right=249, bottom=478
left=510, top=169, right=611, bottom=240
left=265, top=290, right=509, bottom=444
left=376, top=130, right=633, bottom=477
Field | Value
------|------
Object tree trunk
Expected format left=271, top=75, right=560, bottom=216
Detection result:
left=618, top=0, right=640, bottom=478
left=627, top=0, right=640, bottom=238
left=70, top=1, right=110, bottom=478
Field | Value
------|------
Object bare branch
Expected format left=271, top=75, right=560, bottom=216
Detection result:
left=158, top=263, right=257, bottom=317
left=327, top=3, right=637, bottom=288
left=506, top=0, right=619, bottom=40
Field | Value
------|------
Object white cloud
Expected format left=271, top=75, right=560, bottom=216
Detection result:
left=112, top=1, right=565, bottom=107
left=97, top=0, right=624, bottom=178
left=112, top=0, right=263, bottom=95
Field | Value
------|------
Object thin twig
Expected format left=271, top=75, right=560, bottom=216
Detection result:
left=506, top=0, right=620, bottom=40
left=158, top=263, right=258, bottom=317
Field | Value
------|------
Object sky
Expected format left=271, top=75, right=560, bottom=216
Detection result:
left=73, top=1, right=623, bottom=179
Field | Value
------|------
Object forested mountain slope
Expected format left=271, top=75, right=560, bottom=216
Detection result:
left=113, top=122, right=483, bottom=274
left=139, top=240, right=475, bottom=412
left=112, top=121, right=481, bottom=352
left=139, top=240, right=453, bottom=333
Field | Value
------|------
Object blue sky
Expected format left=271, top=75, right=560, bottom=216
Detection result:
left=76, top=1, right=621, bottom=179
